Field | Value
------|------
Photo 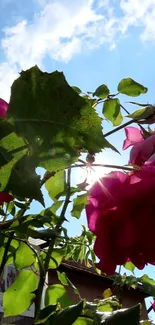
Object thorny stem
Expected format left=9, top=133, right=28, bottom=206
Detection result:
left=73, top=163, right=138, bottom=172
left=34, top=168, right=71, bottom=319
left=0, top=199, right=33, bottom=278
left=104, top=119, right=135, bottom=137
left=0, top=232, right=14, bottom=278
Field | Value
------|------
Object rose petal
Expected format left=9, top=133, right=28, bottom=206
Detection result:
left=0, top=98, right=8, bottom=118
left=123, top=127, right=144, bottom=150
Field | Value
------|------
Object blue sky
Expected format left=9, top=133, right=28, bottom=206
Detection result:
left=1, top=0, right=155, bottom=319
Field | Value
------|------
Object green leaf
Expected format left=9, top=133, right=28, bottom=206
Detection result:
left=140, top=321, right=153, bottom=325
left=118, top=78, right=148, bottom=97
left=45, top=284, right=73, bottom=308
left=34, top=304, right=57, bottom=324
left=45, top=170, right=66, bottom=201
left=57, top=271, right=80, bottom=295
left=73, top=316, right=94, bottom=325
left=0, top=238, right=19, bottom=266
left=0, top=120, right=28, bottom=192
left=96, top=304, right=141, bottom=325
left=124, top=261, right=135, bottom=273
left=0, top=120, right=43, bottom=203
left=49, top=248, right=66, bottom=269
left=72, top=86, right=82, bottom=94
left=4, top=154, right=44, bottom=205
left=97, top=297, right=120, bottom=313
left=93, top=84, right=110, bottom=99
left=139, top=274, right=155, bottom=296
left=127, top=106, right=155, bottom=120
left=71, top=193, right=88, bottom=219
left=52, top=300, right=84, bottom=325
left=3, top=270, right=38, bottom=317
left=50, top=200, right=64, bottom=214
left=57, top=271, right=69, bottom=286
left=103, top=99, right=123, bottom=126
left=39, top=248, right=66, bottom=269
left=14, top=242, right=36, bottom=270
left=8, top=66, right=108, bottom=171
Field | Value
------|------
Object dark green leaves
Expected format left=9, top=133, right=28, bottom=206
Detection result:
left=5, top=155, right=44, bottom=205
left=139, top=274, right=155, bottom=296
left=127, top=106, right=155, bottom=121
left=8, top=66, right=108, bottom=171
left=3, top=270, right=38, bottom=317
left=96, top=304, right=140, bottom=325
left=52, top=300, right=84, bottom=325
left=71, top=193, right=88, bottom=218
left=72, top=86, right=82, bottom=94
left=103, top=99, right=123, bottom=126
left=14, top=242, right=36, bottom=270
left=45, top=170, right=66, bottom=201
left=118, top=78, right=148, bottom=97
left=73, top=317, right=94, bottom=325
left=34, top=305, right=57, bottom=324
left=45, top=284, right=73, bottom=308
left=93, top=84, right=110, bottom=99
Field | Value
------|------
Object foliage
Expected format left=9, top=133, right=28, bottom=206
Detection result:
left=0, top=68, right=153, bottom=324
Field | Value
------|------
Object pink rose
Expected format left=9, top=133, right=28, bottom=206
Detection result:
left=86, top=167, right=155, bottom=274
left=123, top=126, right=155, bottom=166
left=0, top=193, right=14, bottom=205
left=0, top=98, right=8, bottom=118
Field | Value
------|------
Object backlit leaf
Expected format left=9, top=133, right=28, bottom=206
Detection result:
left=93, top=84, right=110, bottom=99
left=103, top=99, right=123, bottom=126
left=118, top=78, right=148, bottom=97
left=45, top=170, right=66, bottom=201
left=8, top=66, right=109, bottom=171
left=71, top=193, right=88, bottom=219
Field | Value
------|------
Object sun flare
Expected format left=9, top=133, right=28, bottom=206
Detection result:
left=76, top=164, right=111, bottom=189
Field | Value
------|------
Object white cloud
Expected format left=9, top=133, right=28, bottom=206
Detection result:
left=1, top=0, right=116, bottom=69
left=120, top=0, right=155, bottom=37
left=0, top=63, right=18, bottom=101
left=1, top=0, right=155, bottom=100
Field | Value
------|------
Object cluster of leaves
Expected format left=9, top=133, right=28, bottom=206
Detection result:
left=0, top=65, right=155, bottom=324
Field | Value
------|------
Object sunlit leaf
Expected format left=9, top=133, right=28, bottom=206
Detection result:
left=45, top=284, right=73, bottom=308
left=0, top=238, right=19, bottom=266
left=118, top=78, right=148, bottom=96
left=124, top=261, right=135, bottom=273
left=45, top=170, right=66, bottom=201
left=14, top=242, right=36, bottom=270
left=3, top=270, right=38, bottom=317
left=103, top=99, right=123, bottom=126
left=127, top=106, right=155, bottom=120
left=93, top=84, right=110, bottom=99
left=71, top=193, right=88, bottom=219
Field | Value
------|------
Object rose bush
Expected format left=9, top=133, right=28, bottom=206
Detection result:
left=86, top=166, right=155, bottom=274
